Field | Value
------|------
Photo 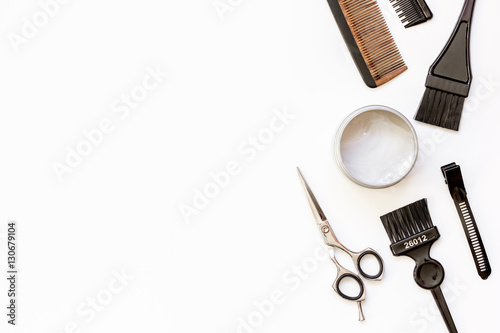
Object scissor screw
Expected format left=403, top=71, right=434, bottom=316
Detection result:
left=321, top=225, right=330, bottom=233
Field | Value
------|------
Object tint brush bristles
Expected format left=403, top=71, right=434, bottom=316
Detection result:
left=381, top=199, right=433, bottom=244
left=327, top=0, right=407, bottom=87
left=389, top=0, right=433, bottom=28
left=415, top=88, right=465, bottom=131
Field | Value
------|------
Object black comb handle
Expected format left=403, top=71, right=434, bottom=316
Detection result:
left=325, top=0, right=377, bottom=88
left=415, top=0, right=433, bottom=21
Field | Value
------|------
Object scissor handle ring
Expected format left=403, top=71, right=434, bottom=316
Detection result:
left=335, top=273, right=365, bottom=301
left=357, top=250, right=384, bottom=280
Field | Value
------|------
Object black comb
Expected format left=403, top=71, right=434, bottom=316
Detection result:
left=380, top=199, right=458, bottom=333
left=390, top=0, right=433, bottom=28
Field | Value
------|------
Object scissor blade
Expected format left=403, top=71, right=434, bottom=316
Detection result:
left=296, top=167, right=327, bottom=224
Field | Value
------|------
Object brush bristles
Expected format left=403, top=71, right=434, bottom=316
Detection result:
left=380, top=199, right=434, bottom=244
left=389, top=0, right=426, bottom=28
left=415, top=88, right=465, bottom=131
left=339, top=0, right=407, bottom=86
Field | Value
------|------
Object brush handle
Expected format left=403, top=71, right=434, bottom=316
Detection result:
left=390, top=227, right=447, bottom=289
left=459, top=0, right=476, bottom=23
left=426, top=0, right=476, bottom=97
left=431, top=287, right=458, bottom=333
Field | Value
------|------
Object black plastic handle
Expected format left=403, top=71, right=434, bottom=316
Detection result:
left=325, top=0, right=377, bottom=88
left=431, top=286, right=459, bottom=333
left=427, top=0, right=476, bottom=96
left=414, top=259, right=445, bottom=290
left=415, top=0, right=433, bottom=20
left=460, top=0, right=476, bottom=23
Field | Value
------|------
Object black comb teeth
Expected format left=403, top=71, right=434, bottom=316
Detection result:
left=380, top=199, right=433, bottom=243
left=390, top=0, right=433, bottom=28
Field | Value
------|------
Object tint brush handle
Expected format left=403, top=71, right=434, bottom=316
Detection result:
left=426, top=0, right=476, bottom=96
left=431, top=287, right=458, bottom=333
left=460, top=0, right=476, bottom=22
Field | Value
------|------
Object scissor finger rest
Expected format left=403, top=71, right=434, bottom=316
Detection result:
left=331, top=267, right=367, bottom=321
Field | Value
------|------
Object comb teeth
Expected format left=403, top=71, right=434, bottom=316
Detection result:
left=380, top=199, right=434, bottom=244
left=339, top=0, right=407, bottom=86
left=389, top=0, right=433, bottom=28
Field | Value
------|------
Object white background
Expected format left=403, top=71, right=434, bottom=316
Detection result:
left=1, top=0, right=499, bottom=332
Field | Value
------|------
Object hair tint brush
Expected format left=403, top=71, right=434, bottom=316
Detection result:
left=380, top=199, right=458, bottom=333
left=326, top=0, right=407, bottom=88
left=415, top=0, right=476, bottom=130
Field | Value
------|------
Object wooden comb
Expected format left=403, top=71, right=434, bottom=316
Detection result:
left=326, top=0, right=407, bottom=87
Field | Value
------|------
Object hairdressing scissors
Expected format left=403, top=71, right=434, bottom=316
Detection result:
left=297, top=168, right=384, bottom=321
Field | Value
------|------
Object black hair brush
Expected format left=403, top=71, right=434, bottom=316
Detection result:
left=380, top=199, right=458, bottom=333
left=415, top=0, right=476, bottom=131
